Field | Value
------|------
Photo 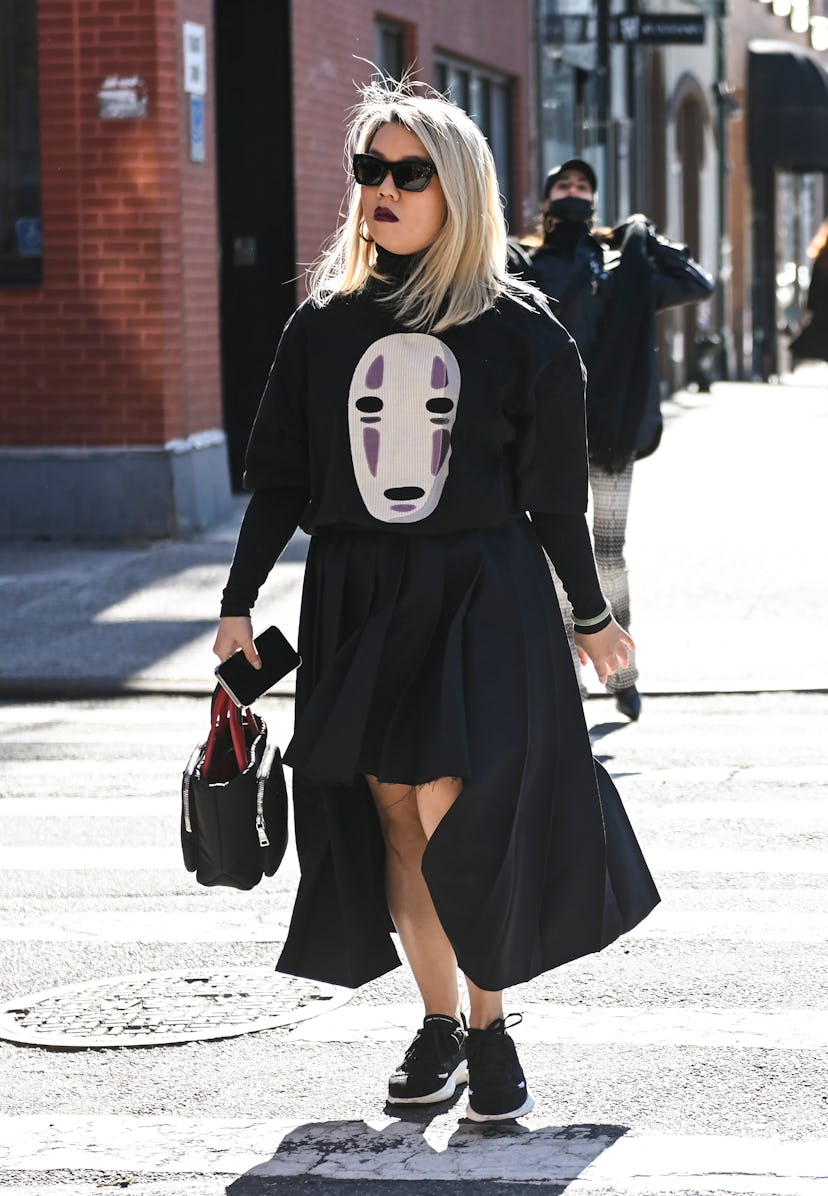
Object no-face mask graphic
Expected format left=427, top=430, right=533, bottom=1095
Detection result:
left=348, top=333, right=461, bottom=523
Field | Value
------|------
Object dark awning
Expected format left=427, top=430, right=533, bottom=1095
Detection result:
left=748, top=40, right=828, bottom=171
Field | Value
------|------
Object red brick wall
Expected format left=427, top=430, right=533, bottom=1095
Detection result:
left=0, top=0, right=220, bottom=448
left=290, top=0, right=534, bottom=293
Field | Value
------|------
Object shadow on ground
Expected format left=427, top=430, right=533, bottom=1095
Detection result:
left=0, top=514, right=309, bottom=693
left=224, top=1118, right=629, bottom=1193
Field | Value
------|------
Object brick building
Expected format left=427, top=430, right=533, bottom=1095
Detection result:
left=0, top=0, right=535, bottom=538
left=0, top=0, right=228, bottom=537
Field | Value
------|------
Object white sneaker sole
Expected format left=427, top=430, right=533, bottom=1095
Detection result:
left=465, top=1091, right=535, bottom=1122
left=387, top=1060, right=468, bottom=1105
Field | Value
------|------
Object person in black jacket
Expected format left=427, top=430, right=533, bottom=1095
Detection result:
left=213, top=85, right=659, bottom=1123
left=527, top=160, right=714, bottom=720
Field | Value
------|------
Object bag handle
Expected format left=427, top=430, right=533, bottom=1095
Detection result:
left=203, top=686, right=261, bottom=776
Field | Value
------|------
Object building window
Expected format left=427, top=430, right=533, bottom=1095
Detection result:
left=0, top=0, right=42, bottom=285
left=435, top=54, right=513, bottom=219
left=374, top=19, right=406, bottom=83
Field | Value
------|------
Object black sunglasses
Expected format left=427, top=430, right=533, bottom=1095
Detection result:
left=352, top=153, right=438, bottom=192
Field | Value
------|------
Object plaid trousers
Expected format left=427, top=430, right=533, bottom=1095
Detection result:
left=552, top=459, right=639, bottom=694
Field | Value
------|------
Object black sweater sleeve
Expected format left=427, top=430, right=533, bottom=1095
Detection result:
left=529, top=510, right=612, bottom=633
left=220, top=487, right=308, bottom=616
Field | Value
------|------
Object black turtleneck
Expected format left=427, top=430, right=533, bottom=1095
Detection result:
left=373, top=244, right=424, bottom=280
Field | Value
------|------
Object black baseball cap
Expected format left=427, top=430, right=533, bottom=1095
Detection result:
left=542, top=158, right=598, bottom=198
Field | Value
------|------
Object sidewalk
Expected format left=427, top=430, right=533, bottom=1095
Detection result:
left=1, top=366, right=826, bottom=699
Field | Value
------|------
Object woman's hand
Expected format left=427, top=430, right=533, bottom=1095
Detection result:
left=212, top=616, right=261, bottom=668
left=575, top=618, right=635, bottom=686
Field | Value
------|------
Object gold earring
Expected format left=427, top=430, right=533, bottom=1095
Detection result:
left=359, top=220, right=374, bottom=244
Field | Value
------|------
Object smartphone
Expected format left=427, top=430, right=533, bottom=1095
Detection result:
left=214, top=625, right=300, bottom=707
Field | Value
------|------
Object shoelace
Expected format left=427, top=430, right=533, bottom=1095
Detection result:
left=466, top=1013, right=524, bottom=1079
left=403, top=1017, right=463, bottom=1067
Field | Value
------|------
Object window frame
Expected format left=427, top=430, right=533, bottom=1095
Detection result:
left=434, top=52, right=514, bottom=221
left=374, top=17, right=407, bottom=84
left=0, top=0, right=43, bottom=287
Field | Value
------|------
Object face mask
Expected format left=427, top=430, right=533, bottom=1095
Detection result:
left=548, top=195, right=595, bottom=223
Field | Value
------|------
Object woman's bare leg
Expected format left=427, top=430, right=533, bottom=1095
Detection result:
left=415, top=780, right=506, bottom=1030
left=367, top=775, right=461, bottom=1018
left=368, top=774, right=505, bottom=1028
left=464, top=978, right=504, bottom=1029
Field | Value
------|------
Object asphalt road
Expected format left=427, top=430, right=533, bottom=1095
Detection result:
left=0, top=689, right=826, bottom=1195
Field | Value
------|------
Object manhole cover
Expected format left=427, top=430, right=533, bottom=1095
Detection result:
left=0, top=968, right=352, bottom=1049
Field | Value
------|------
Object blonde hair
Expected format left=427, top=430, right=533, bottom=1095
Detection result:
left=807, top=218, right=828, bottom=259
left=307, top=77, right=539, bottom=333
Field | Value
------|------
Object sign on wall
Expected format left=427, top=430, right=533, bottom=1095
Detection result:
left=183, top=21, right=207, bottom=163
left=98, top=75, right=148, bottom=119
left=183, top=22, right=207, bottom=96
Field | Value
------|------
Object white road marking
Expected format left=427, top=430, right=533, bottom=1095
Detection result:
left=0, top=903, right=822, bottom=944
left=0, top=794, right=817, bottom=820
left=0, top=794, right=291, bottom=816
left=626, top=905, right=828, bottom=942
left=0, top=1117, right=824, bottom=1191
left=287, top=1002, right=828, bottom=1050
left=649, top=848, right=828, bottom=874
left=0, top=910, right=292, bottom=942
left=639, top=799, right=828, bottom=820
left=615, top=765, right=828, bottom=785
left=2, top=844, right=826, bottom=873
left=0, top=798, right=177, bottom=816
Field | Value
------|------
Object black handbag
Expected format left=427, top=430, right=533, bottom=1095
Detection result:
left=181, top=686, right=288, bottom=890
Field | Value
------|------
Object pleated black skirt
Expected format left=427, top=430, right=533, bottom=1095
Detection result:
left=277, top=517, right=659, bottom=991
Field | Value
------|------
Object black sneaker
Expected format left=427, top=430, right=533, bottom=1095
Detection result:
left=466, top=1014, right=534, bottom=1122
left=614, top=685, right=642, bottom=721
left=387, top=1013, right=468, bottom=1105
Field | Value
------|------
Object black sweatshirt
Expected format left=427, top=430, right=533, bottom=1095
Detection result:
left=221, top=254, right=610, bottom=632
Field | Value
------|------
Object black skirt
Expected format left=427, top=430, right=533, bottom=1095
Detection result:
left=277, top=517, right=659, bottom=991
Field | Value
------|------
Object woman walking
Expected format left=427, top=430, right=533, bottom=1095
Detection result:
left=214, top=80, right=659, bottom=1122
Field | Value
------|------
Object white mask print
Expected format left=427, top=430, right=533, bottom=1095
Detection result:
left=347, top=333, right=461, bottom=523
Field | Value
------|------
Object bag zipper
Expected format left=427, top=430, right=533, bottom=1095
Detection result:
left=255, top=744, right=275, bottom=847
left=182, top=741, right=206, bottom=834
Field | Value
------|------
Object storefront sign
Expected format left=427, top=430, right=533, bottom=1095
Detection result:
left=614, top=14, right=706, bottom=44
left=544, top=12, right=706, bottom=44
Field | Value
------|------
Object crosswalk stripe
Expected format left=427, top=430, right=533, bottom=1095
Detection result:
left=0, top=994, right=821, bottom=1053
left=634, top=799, right=828, bottom=820
left=0, top=904, right=823, bottom=943
left=650, top=847, right=828, bottom=873
left=1, top=844, right=826, bottom=873
left=0, top=798, right=177, bottom=816
left=0, top=795, right=291, bottom=816
left=0, top=794, right=820, bottom=821
left=615, top=765, right=828, bottom=783
left=626, top=906, right=828, bottom=941
left=2, top=745, right=827, bottom=786
left=0, top=1116, right=825, bottom=1191
left=0, top=910, right=292, bottom=942
left=284, top=1002, right=828, bottom=1050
